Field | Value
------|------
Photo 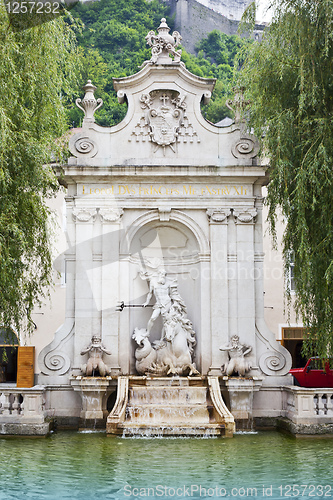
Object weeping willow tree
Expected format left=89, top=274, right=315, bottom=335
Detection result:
left=238, top=0, right=333, bottom=359
left=0, top=7, right=80, bottom=338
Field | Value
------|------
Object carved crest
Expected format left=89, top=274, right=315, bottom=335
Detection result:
left=140, top=90, right=186, bottom=153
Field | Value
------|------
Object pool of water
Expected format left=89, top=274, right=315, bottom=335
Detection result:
left=0, top=431, right=332, bottom=499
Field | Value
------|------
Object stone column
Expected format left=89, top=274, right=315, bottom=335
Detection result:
left=37, top=196, right=77, bottom=382
left=207, top=209, right=230, bottom=375
left=100, top=207, right=124, bottom=375
left=72, top=207, right=97, bottom=369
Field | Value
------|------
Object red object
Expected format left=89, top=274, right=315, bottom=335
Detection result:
left=290, top=357, right=333, bottom=388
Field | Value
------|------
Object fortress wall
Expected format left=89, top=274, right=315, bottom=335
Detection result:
left=162, top=0, right=265, bottom=54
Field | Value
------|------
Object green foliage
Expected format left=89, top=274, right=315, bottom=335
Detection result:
left=196, top=30, right=248, bottom=66
left=0, top=7, right=80, bottom=336
left=69, top=0, right=168, bottom=126
left=238, top=0, right=333, bottom=358
left=69, top=0, right=251, bottom=126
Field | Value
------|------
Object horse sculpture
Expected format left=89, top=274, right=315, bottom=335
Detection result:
left=132, top=313, right=199, bottom=376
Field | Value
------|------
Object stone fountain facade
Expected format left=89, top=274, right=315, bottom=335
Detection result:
left=35, top=19, right=293, bottom=435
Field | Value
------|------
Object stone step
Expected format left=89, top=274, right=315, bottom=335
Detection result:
left=129, top=386, right=207, bottom=405
left=106, top=376, right=235, bottom=438
left=119, top=423, right=225, bottom=437
left=128, top=376, right=207, bottom=388
left=126, top=404, right=210, bottom=424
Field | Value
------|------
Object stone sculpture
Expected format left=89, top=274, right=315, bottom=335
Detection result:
left=145, top=18, right=182, bottom=65
left=80, top=335, right=111, bottom=377
left=75, top=80, right=103, bottom=123
left=220, top=335, right=252, bottom=376
left=143, top=268, right=178, bottom=335
left=133, top=269, right=199, bottom=376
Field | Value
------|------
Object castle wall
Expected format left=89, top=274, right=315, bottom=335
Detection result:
left=164, top=0, right=265, bottom=54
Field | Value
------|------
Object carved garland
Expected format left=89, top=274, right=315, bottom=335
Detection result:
left=72, top=208, right=97, bottom=223
left=207, top=209, right=231, bottom=223
left=99, top=208, right=124, bottom=223
left=234, top=209, right=257, bottom=224
left=72, top=208, right=124, bottom=223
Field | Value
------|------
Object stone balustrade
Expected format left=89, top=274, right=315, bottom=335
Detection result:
left=0, top=386, right=50, bottom=435
left=283, top=386, right=333, bottom=424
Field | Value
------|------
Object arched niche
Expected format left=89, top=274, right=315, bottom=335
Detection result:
left=122, top=213, right=209, bottom=374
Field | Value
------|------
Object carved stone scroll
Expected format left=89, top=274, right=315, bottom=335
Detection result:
left=69, top=133, right=98, bottom=159
left=38, top=320, right=74, bottom=376
left=258, top=350, right=287, bottom=376
left=231, top=135, right=260, bottom=159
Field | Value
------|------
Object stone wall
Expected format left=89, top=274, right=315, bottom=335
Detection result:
left=162, top=0, right=265, bottom=54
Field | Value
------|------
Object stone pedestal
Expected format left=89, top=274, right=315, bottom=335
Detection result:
left=70, top=377, right=111, bottom=426
left=222, top=377, right=263, bottom=427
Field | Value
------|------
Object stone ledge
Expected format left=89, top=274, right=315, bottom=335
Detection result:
left=0, top=422, right=51, bottom=437
left=277, top=417, right=333, bottom=437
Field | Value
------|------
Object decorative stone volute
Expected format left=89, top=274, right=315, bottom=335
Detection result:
left=145, top=18, right=182, bottom=65
left=75, top=80, right=103, bottom=123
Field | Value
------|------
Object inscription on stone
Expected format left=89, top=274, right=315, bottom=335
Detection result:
left=79, top=184, right=250, bottom=197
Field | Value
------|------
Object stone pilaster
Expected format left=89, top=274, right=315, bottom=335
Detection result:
left=72, top=207, right=97, bottom=370
left=234, top=208, right=257, bottom=362
left=207, top=209, right=231, bottom=375
left=100, top=208, right=123, bottom=375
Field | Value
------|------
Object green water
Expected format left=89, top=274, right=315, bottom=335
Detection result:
left=0, top=431, right=332, bottom=500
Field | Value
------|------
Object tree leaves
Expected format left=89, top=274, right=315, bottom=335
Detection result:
left=0, top=7, right=80, bottom=337
left=239, top=0, right=333, bottom=359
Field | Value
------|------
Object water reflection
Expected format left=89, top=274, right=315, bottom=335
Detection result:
left=0, top=431, right=332, bottom=499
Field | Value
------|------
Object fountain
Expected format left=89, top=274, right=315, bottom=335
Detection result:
left=34, top=18, right=294, bottom=437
